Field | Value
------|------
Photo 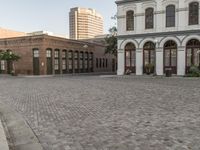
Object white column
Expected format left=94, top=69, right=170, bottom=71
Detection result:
left=156, top=48, right=164, bottom=75
left=177, top=46, right=185, bottom=76
left=136, top=48, right=143, bottom=75
left=117, top=49, right=125, bottom=75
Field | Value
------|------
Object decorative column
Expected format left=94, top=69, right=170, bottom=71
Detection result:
left=177, top=46, right=185, bottom=76
left=156, top=47, right=164, bottom=75
left=117, top=49, right=125, bottom=75
left=136, top=48, right=143, bottom=75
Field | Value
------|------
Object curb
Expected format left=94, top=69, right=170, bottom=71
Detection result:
left=0, top=102, right=43, bottom=150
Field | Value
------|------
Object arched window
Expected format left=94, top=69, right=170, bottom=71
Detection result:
left=126, top=11, right=134, bottom=31
left=189, top=2, right=199, bottom=25
left=166, top=5, right=175, bottom=27
left=186, top=39, right=200, bottom=73
left=74, top=51, right=79, bottom=73
left=143, top=42, right=155, bottom=73
left=62, top=50, right=67, bottom=74
left=33, top=48, right=40, bottom=75
left=79, top=52, right=84, bottom=72
left=54, top=49, right=60, bottom=74
left=46, top=48, right=53, bottom=75
left=125, top=43, right=136, bottom=73
left=89, top=52, right=93, bottom=72
left=85, top=52, right=89, bottom=72
left=164, top=40, right=177, bottom=74
left=68, top=50, right=73, bottom=73
left=145, top=8, right=154, bottom=29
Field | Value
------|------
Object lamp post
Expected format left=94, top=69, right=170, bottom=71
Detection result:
left=154, top=39, right=158, bottom=76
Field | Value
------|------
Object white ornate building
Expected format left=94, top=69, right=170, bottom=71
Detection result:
left=116, top=0, right=200, bottom=75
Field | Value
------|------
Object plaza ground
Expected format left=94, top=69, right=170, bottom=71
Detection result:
left=0, top=75, right=200, bottom=150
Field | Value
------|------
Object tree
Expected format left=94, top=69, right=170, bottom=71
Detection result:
left=0, top=51, right=20, bottom=75
left=105, top=26, right=117, bottom=56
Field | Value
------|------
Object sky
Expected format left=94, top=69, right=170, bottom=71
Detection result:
left=0, top=0, right=116, bottom=37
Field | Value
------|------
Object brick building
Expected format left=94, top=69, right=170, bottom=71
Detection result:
left=0, top=35, right=116, bottom=75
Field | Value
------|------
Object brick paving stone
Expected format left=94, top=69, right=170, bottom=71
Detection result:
left=0, top=76, right=200, bottom=150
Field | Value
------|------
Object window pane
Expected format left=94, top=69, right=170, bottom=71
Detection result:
left=33, top=49, right=39, bottom=57
left=80, top=60, right=83, bottom=69
left=74, top=52, right=78, bottom=59
left=85, top=60, right=88, bottom=69
left=75, top=60, right=78, bottom=69
left=55, top=59, right=59, bottom=70
left=62, top=51, right=66, bottom=58
left=144, top=50, right=149, bottom=65
left=62, top=61, right=66, bottom=70
left=55, top=51, right=59, bottom=58
left=150, top=51, right=155, bottom=64
left=145, top=8, right=154, bottom=29
left=187, top=48, right=192, bottom=66
left=189, top=2, right=199, bottom=25
left=68, top=60, right=72, bottom=69
left=194, top=48, right=200, bottom=66
left=126, top=51, right=131, bottom=67
left=68, top=52, right=72, bottom=58
left=165, top=49, right=170, bottom=66
left=46, top=50, right=51, bottom=58
left=1, top=60, right=5, bottom=70
left=171, top=49, right=177, bottom=66
left=166, top=5, right=175, bottom=27
left=131, top=51, right=136, bottom=66
left=126, top=11, right=134, bottom=31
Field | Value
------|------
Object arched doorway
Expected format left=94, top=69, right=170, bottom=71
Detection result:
left=164, top=40, right=177, bottom=74
left=125, top=43, right=136, bottom=73
left=186, top=39, right=200, bottom=73
left=143, top=42, right=155, bottom=73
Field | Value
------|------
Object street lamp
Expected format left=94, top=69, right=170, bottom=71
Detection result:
left=154, top=39, right=158, bottom=76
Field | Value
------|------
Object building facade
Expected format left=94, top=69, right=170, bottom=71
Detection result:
left=116, top=0, right=200, bottom=76
left=0, top=27, right=26, bottom=39
left=0, top=35, right=115, bottom=75
left=69, top=7, right=103, bottom=40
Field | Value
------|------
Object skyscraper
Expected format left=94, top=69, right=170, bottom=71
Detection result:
left=69, top=7, right=103, bottom=40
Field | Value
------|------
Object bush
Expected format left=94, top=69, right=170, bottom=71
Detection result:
left=187, top=66, right=200, bottom=77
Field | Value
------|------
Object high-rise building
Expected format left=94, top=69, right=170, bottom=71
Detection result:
left=69, top=7, right=103, bottom=40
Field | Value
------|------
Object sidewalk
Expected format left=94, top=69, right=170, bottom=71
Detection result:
left=0, top=102, right=43, bottom=150
left=0, top=119, right=9, bottom=150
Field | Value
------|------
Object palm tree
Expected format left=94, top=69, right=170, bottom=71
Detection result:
left=0, top=51, right=20, bottom=75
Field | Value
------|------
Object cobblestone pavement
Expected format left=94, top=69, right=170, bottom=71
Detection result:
left=0, top=75, right=200, bottom=150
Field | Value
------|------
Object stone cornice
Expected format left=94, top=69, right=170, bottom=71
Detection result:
left=117, top=30, right=200, bottom=39
left=116, top=0, right=151, bottom=5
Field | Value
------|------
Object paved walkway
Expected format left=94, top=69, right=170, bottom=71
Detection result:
left=0, top=76, right=200, bottom=150
left=0, top=117, right=9, bottom=150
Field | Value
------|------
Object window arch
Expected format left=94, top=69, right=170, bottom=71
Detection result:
left=189, top=2, right=199, bottom=25
left=145, top=8, right=154, bottom=29
left=125, top=43, right=136, bottom=73
left=126, top=10, right=134, bottom=31
left=166, top=5, right=175, bottom=27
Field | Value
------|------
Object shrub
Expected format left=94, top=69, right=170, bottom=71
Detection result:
left=187, top=65, right=200, bottom=77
